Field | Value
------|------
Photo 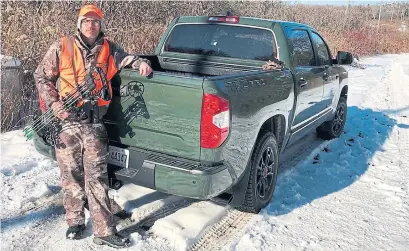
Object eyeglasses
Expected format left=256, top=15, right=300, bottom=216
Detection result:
left=82, top=19, right=100, bottom=26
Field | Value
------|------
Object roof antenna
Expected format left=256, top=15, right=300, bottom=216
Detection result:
left=226, top=11, right=233, bottom=16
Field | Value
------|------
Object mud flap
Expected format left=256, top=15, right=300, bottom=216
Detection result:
left=228, top=165, right=251, bottom=207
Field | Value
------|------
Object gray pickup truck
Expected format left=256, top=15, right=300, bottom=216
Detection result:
left=34, top=15, right=352, bottom=213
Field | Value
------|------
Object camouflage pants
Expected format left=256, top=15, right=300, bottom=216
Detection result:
left=55, top=122, right=121, bottom=237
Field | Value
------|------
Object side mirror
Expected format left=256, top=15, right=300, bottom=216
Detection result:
left=334, top=51, right=353, bottom=65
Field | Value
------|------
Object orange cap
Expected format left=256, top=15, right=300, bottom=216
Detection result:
left=79, top=4, right=103, bottom=19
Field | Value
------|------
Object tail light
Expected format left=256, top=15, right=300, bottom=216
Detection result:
left=201, top=93, right=230, bottom=149
left=207, top=16, right=239, bottom=23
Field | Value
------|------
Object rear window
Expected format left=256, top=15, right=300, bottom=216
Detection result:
left=163, top=24, right=276, bottom=61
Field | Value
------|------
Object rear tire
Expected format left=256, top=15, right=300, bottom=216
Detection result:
left=238, top=132, right=279, bottom=213
left=316, top=97, right=347, bottom=140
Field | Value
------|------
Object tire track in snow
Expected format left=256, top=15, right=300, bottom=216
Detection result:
left=387, top=62, right=409, bottom=218
left=187, top=208, right=254, bottom=251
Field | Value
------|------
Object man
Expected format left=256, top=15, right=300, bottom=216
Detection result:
left=34, top=4, right=152, bottom=248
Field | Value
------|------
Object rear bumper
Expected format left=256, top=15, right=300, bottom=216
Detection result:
left=108, top=146, right=234, bottom=200
left=34, top=134, right=234, bottom=199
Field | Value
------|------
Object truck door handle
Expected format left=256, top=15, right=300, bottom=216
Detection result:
left=299, top=78, right=308, bottom=88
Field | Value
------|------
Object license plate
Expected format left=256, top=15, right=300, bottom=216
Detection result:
left=108, top=146, right=129, bottom=168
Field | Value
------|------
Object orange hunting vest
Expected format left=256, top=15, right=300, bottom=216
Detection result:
left=59, top=36, right=117, bottom=107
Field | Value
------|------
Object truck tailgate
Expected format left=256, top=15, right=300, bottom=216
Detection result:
left=104, top=70, right=203, bottom=160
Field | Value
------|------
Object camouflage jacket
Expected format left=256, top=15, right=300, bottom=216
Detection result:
left=34, top=32, right=150, bottom=109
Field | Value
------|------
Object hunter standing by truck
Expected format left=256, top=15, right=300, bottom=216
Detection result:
left=34, top=4, right=152, bottom=248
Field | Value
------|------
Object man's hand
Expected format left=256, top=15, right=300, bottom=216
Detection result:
left=133, top=61, right=152, bottom=76
left=51, top=101, right=70, bottom=120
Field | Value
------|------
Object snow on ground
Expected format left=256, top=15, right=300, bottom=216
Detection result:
left=0, top=131, right=59, bottom=220
left=1, top=53, right=409, bottom=251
